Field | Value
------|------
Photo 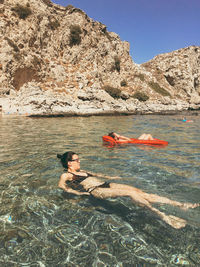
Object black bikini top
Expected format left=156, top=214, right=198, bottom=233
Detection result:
left=64, top=170, right=90, bottom=192
left=64, top=170, right=90, bottom=184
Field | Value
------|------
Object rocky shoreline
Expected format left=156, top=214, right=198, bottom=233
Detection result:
left=0, top=81, right=199, bottom=117
left=1, top=108, right=199, bottom=118
left=28, top=109, right=200, bottom=118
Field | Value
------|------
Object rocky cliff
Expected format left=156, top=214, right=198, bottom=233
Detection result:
left=0, top=0, right=200, bottom=115
left=142, top=46, right=200, bottom=105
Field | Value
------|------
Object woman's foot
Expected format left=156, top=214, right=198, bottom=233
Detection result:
left=180, top=203, right=200, bottom=211
left=163, top=215, right=187, bottom=229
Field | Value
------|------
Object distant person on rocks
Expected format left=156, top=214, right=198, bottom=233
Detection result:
left=182, top=117, right=187, bottom=122
left=108, top=132, right=154, bottom=141
left=182, top=117, right=193, bottom=122
left=57, top=151, right=199, bottom=229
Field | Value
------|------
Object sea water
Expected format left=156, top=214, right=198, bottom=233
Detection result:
left=0, top=114, right=200, bottom=266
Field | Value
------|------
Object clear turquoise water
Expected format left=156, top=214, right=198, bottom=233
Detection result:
left=0, top=114, right=200, bottom=266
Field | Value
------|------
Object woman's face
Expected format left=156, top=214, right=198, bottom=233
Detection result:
left=68, top=154, right=80, bottom=171
left=113, top=133, right=118, bottom=140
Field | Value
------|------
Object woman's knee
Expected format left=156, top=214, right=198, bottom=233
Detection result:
left=130, top=193, right=150, bottom=206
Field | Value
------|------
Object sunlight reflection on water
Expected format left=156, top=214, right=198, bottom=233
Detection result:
left=0, top=114, right=200, bottom=266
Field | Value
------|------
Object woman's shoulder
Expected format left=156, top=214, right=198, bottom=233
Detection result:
left=60, top=172, right=73, bottom=180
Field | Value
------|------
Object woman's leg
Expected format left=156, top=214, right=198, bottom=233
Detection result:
left=142, top=193, right=199, bottom=209
left=138, top=133, right=154, bottom=140
left=90, top=186, right=187, bottom=229
left=146, top=134, right=154, bottom=140
left=138, top=133, right=146, bottom=140
left=110, top=183, right=199, bottom=209
left=128, top=192, right=187, bottom=229
left=146, top=204, right=187, bottom=229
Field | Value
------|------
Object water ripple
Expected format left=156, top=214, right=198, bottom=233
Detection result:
left=0, top=115, right=200, bottom=266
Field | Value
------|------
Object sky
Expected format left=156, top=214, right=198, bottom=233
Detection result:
left=52, top=0, right=200, bottom=64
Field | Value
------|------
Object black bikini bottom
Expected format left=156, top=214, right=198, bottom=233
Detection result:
left=88, top=182, right=110, bottom=193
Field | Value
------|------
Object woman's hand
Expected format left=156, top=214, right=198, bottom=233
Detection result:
left=79, top=192, right=90, bottom=196
left=109, top=176, right=121, bottom=180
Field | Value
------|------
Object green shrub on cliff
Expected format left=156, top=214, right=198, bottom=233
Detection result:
left=111, top=56, right=120, bottom=72
left=49, top=19, right=60, bottom=30
left=134, top=73, right=145, bottom=81
left=11, top=4, right=32, bottom=20
left=41, top=0, right=53, bottom=7
left=66, top=5, right=74, bottom=10
left=69, top=25, right=82, bottom=46
left=120, top=80, right=127, bottom=87
left=132, top=91, right=149, bottom=102
left=103, top=85, right=121, bottom=99
left=148, top=81, right=171, bottom=96
left=114, top=56, right=120, bottom=72
left=5, top=37, right=19, bottom=52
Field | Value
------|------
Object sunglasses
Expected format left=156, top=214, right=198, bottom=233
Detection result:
left=70, top=158, right=80, bottom=162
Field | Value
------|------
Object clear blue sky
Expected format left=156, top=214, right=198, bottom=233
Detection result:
left=52, top=0, right=200, bottom=64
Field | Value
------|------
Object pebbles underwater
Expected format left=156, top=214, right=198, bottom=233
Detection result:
left=0, top=115, right=200, bottom=266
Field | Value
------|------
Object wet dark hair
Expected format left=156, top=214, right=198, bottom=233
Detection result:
left=108, top=132, right=115, bottom=139
left=57, top=151, right=76, bottom=169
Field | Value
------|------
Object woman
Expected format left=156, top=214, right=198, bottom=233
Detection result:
left=108, top=132, right=154, bottom=141
left=182, top=117, right=193, bottom=122
left=57, top=151, right=199, bottom=229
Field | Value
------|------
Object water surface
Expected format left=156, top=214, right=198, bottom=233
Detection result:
left=0, top=114, right=200, bottom=266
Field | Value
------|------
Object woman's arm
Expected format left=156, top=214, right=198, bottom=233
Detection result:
left=81, top=170, right=121, bottom=180
left=58, top=173, right=89, bottom=195
left=118, top=135, right=131, bottom=141
left=115, top=133, right=131, bottom=141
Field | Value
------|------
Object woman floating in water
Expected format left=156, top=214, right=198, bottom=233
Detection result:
left=108, top=132, right=154, bottom=141
left=182, top=117, right=193, bottom=122
left=57, top=151, right=199, bottom=229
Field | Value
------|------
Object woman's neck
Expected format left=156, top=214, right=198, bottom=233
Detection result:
left=68, top=167, right=80, bottom=173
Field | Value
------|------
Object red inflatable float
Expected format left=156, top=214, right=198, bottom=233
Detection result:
left=102, top=135, right=168, bottom=146
left=182, top=120, right=193, bottom=123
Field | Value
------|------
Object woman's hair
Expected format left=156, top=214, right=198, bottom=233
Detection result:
left=57, top=151, right=76, bottom=169
left=108, top=132, right=115, bottom=139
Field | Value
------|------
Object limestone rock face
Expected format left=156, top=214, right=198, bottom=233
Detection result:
left=0, top=0, right=199, bottom=115
left=142, top=46, right=200, bottom=104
